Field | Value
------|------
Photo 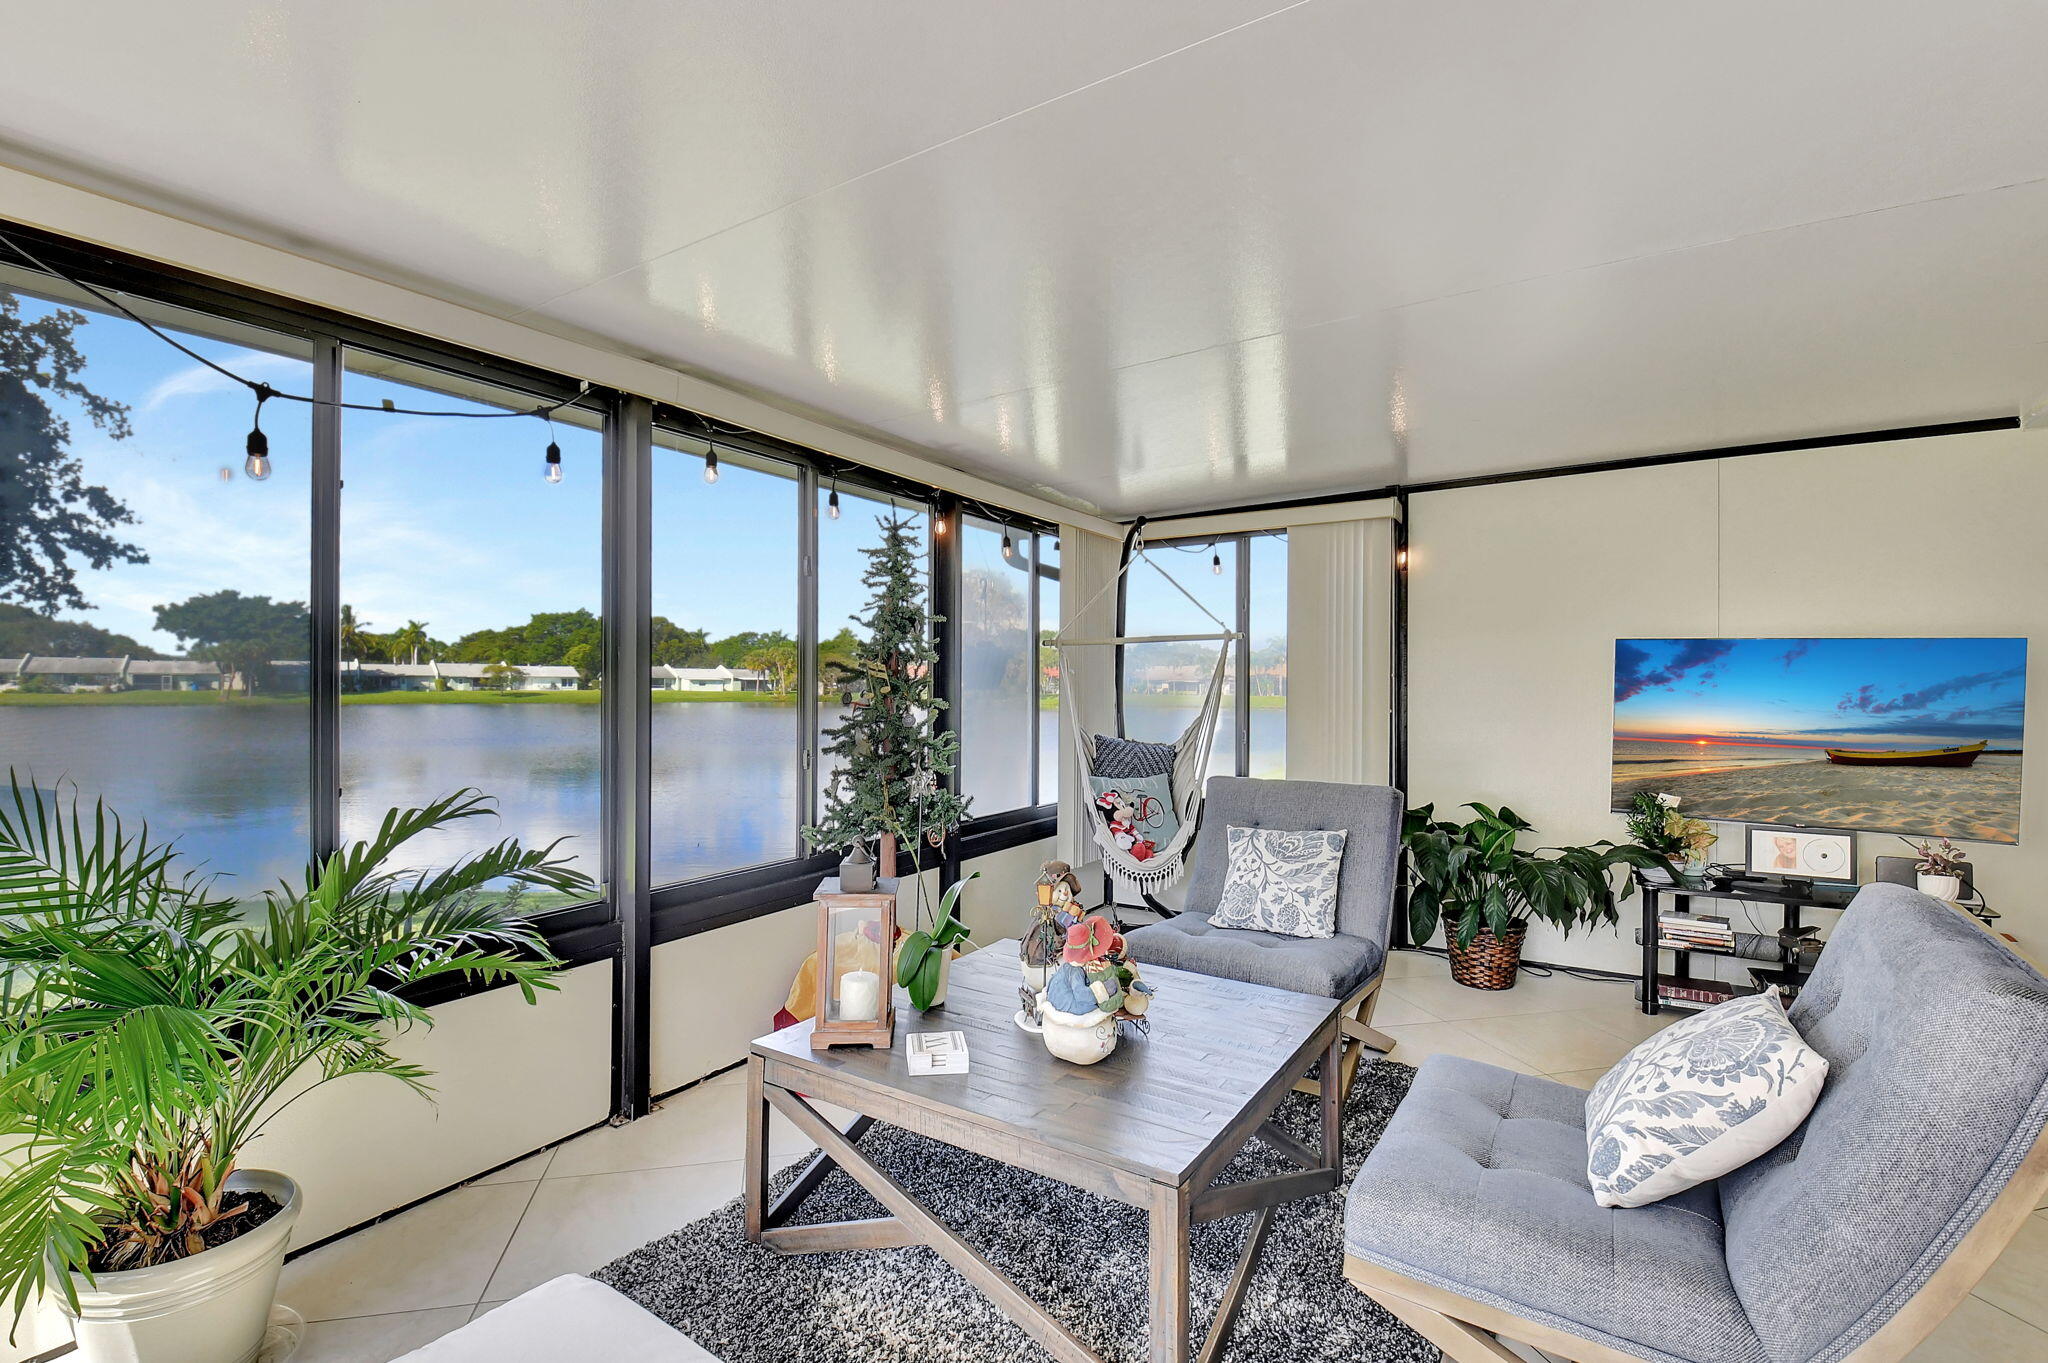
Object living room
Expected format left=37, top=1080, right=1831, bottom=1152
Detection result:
left=2, top=6, right=2047, bottom=1363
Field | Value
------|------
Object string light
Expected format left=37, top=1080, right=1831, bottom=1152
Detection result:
left=243, top=384, right=273, bottom=481
left=827, top=479, right=841, bottom=519
left=1211, top=548, right=1223, bottom=575
left=703, top=446, right=720, bottom=484
left=1001, top=528, right=1014, bottom=560
left=543, top=440, right=563, bottom=484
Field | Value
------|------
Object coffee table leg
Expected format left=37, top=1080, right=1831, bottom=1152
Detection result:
left=744, top=1056, right=769, bottom=1242
left=1320, top=1030, right=1344, bottom=1172
left=1149, top=1183, right=1192, bottom=1363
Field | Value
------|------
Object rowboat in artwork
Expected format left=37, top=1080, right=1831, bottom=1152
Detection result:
left=1824, top=740, right=1988, bottom=768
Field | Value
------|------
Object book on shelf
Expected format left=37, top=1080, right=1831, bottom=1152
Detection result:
left=1657, top=973, right=1743, bottom=1006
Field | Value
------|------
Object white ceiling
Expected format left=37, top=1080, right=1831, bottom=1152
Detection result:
left=6, top=1, right=2048, bottom=516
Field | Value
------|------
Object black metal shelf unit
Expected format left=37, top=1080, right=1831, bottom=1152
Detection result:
left=1634, top=868, right=1857, bottom=1015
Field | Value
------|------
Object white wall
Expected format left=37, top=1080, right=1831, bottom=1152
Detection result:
left=648, top=837, right=1057, bottom=1093
left=1407, top=428, right=2048, bottom=972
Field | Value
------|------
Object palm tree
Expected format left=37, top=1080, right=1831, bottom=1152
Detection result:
left=0, top=779, right=585, bottom=1325
left=389, top=619, right=431, bottom=666
left=338, top=605, right=375, bottom=662
left=743, top=642, right=799, bottom=694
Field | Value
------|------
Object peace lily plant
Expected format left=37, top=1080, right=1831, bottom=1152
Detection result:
left=0, top=777, right=588, bottom=1363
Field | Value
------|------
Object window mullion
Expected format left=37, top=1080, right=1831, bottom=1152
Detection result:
left=1235, top=534, right=1253, bottom=777
left=797, top=465, right=821, bottom=845
left=309, top=336, right=342, bottom=864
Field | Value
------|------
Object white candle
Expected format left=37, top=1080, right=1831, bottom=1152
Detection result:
left=838, top=969, right=882, bottom=1022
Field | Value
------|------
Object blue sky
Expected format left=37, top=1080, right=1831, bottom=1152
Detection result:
left=1614, top=637, right=2029, bottom=749
left=14, top=288, right=928, bottom=651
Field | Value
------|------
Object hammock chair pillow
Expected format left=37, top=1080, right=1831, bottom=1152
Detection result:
left=1091, top=734, right=1177, bottom=779
left=1210, top=826, right=1348, bottom=939
left=1087, top=774, right=1181, bottom=864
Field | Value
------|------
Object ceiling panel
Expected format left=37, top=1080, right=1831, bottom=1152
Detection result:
left=5, top=1, right=2048, bottom=515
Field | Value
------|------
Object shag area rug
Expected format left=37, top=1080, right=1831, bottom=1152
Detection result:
left=596, top=1059, right=1435, bottom=1363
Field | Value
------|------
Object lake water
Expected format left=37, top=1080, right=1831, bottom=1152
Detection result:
left=1, top=701, right=1286, bottom=895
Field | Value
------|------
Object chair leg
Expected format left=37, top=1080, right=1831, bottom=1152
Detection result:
left=1345, top=987, right=1398, bottom=1055
left=1293, top=982, right=1392, bottom=1102
left=1364, top=1286, right=1527, bottom=1363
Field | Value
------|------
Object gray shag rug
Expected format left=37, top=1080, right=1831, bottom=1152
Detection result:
left=595, top=1059, right=1434, bottom=1363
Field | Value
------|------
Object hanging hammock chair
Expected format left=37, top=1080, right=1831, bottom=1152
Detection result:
left=1053, top=527, right=1238, bottom=897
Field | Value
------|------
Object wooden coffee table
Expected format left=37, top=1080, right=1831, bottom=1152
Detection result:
left=743, top=938, right=1344, bottom=1363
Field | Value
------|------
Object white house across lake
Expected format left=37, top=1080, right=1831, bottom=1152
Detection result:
left=1, top=656, right=225, bottom=692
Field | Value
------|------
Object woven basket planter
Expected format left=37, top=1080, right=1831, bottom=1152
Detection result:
left=1447, top=922, right=1527, bottom=990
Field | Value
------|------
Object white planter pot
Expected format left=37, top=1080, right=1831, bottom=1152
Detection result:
left=1036, top=993, right=1120, bottom=1065
left=66, top=1169, right=300, bottom=1363
left=1918, top=873, right=1963, bottom=901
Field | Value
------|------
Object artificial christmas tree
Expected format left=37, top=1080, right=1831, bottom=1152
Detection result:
left=803, top=512, right=970, bottom=880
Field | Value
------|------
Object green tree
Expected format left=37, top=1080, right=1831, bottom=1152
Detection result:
left=449, top=609, right=600, bottom=667
left=0, top=291, right=145, bottom=614
left=708, top=629, right=791, bottom=668
left=153, top=590, right=309, bottom=695
left=742, top=641, right=798, bottom=693
left=338, top=604, right=379, bottom=662
left=479, top=661, right=526, bottom=692
left=804, top=514, right=969, bottom=877
left=563, top=640, right=601, bottom=687
left=819, top=626, right=861, bottom=691
left=650, top=617, right=711, bottom=668
left=0, top=604, right=157, bottom=660
left=388, top=618, right=431, bottom=666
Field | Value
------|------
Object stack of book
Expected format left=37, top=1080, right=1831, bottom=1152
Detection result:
left=1657, top=913, right=1735, bottom=953
left=1658, top=974, right=1742, bottom=1007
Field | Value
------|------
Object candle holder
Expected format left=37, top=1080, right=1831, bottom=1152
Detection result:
left=810, top=876, right=898, bottom=1050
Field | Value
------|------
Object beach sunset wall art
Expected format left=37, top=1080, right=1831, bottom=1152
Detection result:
left=1612, top=638, right=2027, bottom=843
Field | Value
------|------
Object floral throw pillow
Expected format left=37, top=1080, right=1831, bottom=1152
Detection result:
left=1585, top=989, right=1827, bottom=1208
left=1209, top=826, right=1347, bottom=939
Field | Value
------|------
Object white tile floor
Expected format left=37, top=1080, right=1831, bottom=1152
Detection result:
left=270, top=948, right=2048, bottom=1362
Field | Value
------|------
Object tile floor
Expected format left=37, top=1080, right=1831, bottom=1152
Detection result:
left=265, top=949, right=2048, bottom=1361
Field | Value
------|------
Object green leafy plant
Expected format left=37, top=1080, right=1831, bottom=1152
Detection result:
left=0, top=777, right=589, bottom=1336
left=895, top=871, right=978, bottom=1010
left=1403, top=802, right=1661, bottom=949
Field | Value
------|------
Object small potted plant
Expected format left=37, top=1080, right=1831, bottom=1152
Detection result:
left=0, top=779, right=587, bottom=1363
left=1404, top=802, right=1662, bottom=990
left=1907, top=837, right=1968, bottom=901
left=896, top=871, right=978, bottom=1010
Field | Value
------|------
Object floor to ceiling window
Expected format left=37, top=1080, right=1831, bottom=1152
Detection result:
left=1119, top=531, right=1286, bottom=780
left=1037, top=537, right=1061, bottom=806
left=339, top=353, right=605, bottom=900
left=650, top=431, right=801, bottom=885
left=0, top=267, right=313, bottom=894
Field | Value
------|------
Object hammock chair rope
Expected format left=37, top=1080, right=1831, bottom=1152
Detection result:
left=1052, top=532, right=1237, bottom=890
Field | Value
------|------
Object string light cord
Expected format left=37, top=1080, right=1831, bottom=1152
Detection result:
left=0, top=227, right=591, bottom=422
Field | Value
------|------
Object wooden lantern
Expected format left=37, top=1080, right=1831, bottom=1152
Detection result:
left=810, top=876, right=898, bottom=1050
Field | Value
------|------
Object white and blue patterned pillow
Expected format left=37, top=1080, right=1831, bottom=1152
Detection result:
left=1585, top=989, right=1827, bottom=1208
left=1209, top=826, right=1347, bottom=939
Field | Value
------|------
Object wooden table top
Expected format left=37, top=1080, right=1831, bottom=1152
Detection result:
left=751, top=938, right=1340, bottom=1186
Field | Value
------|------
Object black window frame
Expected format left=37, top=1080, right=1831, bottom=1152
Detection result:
left=0, top=219, right=1062, bottom=1015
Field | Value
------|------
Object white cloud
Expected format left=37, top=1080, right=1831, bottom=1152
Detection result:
left=142, top=352, right=304, bottom=412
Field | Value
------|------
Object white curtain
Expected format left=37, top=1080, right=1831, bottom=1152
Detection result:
left=1285, top=517, right=1398, bottom=786
left=1057, top=524, right=1122, bottom=874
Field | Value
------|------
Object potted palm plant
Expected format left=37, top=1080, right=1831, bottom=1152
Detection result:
left=1403, top=802, right=1661, bottom=990
left=0, top=778, right=589, bottom=1363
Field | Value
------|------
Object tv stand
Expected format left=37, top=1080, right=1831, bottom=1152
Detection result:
left=1634, top=869, right=1855, bottom=1015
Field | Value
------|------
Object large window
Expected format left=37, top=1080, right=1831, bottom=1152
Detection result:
left=0, top=236, right=1059, bottom=955
left=958, top=517, right=1037, bottom=812
left=1120, top=531, right=1286, bottom=780
left=0, top=268, right=313, bottom=895
left=815, top=487, right=928, bottom=819
left=651, top=433, right=801, bottom=885
left=1038, top=538, right=1061, bottom=806
left=340, top=354, right=605, bottom=896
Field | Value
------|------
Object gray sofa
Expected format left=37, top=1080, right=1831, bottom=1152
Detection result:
left=1343, top=882, right=2048, bottom=1363
left=1125, top=776, right=1402, bottom=1096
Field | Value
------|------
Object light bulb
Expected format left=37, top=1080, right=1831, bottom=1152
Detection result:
left=544, top=441, right=563, bottom=484
left=934, top=517, right=948, bottom=536
left=1001, top=531, right=1014, bottom=560
left=244, top=428, right=271, bottom=481
left=703, top=448, right=720, bottom=484
left=1211, top=551, right=1222, bottom=575
left=827, top=487, right=841, bottom=519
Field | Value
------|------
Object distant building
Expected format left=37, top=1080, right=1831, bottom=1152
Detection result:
left=337, top=660, right=583, bottom=692
left=0, top=655, right=224, bottom=692
left=652, top=665, right=773, bottom=692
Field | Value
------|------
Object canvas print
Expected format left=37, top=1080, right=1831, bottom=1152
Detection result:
left=1611, top=638, right=2027, bottom=843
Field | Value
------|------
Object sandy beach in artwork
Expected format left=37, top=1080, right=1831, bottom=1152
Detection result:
left=1612, top=754, right=2022, bottom=843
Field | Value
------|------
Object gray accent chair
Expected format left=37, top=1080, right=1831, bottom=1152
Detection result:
left=1124, top=776, right=1402, bottom=1099
left=1343, top=883, right=2048, bottom=1363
